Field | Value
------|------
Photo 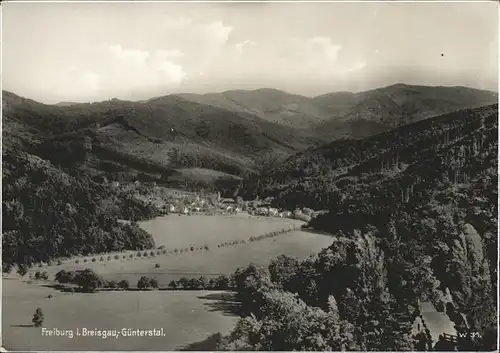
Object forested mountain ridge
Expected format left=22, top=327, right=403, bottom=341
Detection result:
left=176, top=88, right=329, bottom=129
left=3, top=84, right=496, bottom=187
left=3, top=90, right=326, bottom=188
left=176, top=84, right=498, bottom=139
left=237, top=104, right=498, bottom=209
left=313, top=84, right=498, bottom=138
left=216, top=103, right=498, bottom=351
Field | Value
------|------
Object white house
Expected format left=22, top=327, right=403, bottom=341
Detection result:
left=221, top=198, right=236, bottom=205
left=268, top=208, right=279, bottom=217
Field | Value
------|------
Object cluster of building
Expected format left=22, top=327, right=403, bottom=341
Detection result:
left=165, top=196, right=212, bottom=215
left=115, top=180, right=318, bottom=221
left=163, top=195, right=297, bottom=218
left=219, top=198, right=242, bottom=213
left=249, top=207, right=292, bottom=218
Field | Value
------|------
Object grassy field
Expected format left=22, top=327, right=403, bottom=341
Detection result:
left=27, top=214, right=306, bottom=270
left=5, top=214, right=335, bottom=350
left=31, top=229, right=334, bottom=287
left=139, top=213, right=305, bottom=249
left=2, top=278, right=238, bottom=351
left=26, top=215, right=333, bottom=288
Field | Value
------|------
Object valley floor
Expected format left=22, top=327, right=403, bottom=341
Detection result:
left=2, top=279, right=237, bottom=351
left=3, top=214, right=335, bottom=351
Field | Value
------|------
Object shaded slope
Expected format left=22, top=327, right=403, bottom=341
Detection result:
left=177, top=88, right=330, bottom=129
left=314, top=84, right=497, bottom=139
left=177, top=84, right=497, bottom=140
left=3, top=90, right=326, bottom=185
left=238, top=104, right=498, bottom=209
left=2, top=148, right=160, bottom=271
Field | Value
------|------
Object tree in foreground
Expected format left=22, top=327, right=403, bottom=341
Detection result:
left=75, top=269, right=104, bottom=293
left=55, top=269, right=76, bottom=284
left=137, top=276, right=151, bottom=290
left=118, top=279, right=130, bottom=290
left=217, top=289, right=358, bottom=351
left=32, top=308, right=44, bottom=327
left=150, top=278, right=159, bottom=289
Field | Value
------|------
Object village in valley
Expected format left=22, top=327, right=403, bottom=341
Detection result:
left=116, top=179, right=314, bottom=221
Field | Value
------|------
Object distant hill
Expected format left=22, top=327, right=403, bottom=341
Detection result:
left=176, top=88, right=330, bottom=129
left=313, top=84, right=498, bottom=139
left=2, top=90, right=326, bottom=188
left=237, top=103, right=498, bottom=209
left=177, top=85, right=497, bottom=140
left=54, top=101, right=80, bottom=107
left=3, top=84, right=496, bottom=187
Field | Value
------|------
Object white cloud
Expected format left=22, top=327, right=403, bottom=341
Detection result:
left=235, top=40, right=256, bottom=54
left=156, top=49, right=184, bottom=59
left=155, top=59, right=187, bottom=83
left=344, top=61, right=367, bottom=73
left=41, top=17, right=231, bottom=101
left=203, top=21, right=233, bottom=45
left=159, top=17, right=233, bottom=71
left=79, top=70, right=100, bottom=92
left=275, top=36, right=368, bottom=78
left=104, top=44, right=187, bottom=91
left=196, top=20, right=233, bottom=69
left=164, top=16, right=193, bottom=30
left=160, top=17, right=233, bottom=50
left=282, top=36, right=344, bottom=76
left=42, top=17, right=232, bottom=101
left=308, top=37, right=342, bottom=60
left=109, top=44, right=150, bottom=66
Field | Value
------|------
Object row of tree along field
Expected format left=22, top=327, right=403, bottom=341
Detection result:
left=49, top=221, right=308, bottom=293
left=53, top=269, right=235, bottom=292
left=19, top=225, right=304, bottom=276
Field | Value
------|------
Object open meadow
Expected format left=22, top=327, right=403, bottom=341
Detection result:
left=4, top=214, right=335, bottom=350
left=139, top=213, right=305, bottom=249
left=29, top=229, right=334, bottom=287
left=2, top=278, right=238, bottom=351
left=92, top=229, right=331, bottom=287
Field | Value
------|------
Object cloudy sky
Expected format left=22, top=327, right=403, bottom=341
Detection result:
left=3, top=1, right=498, bottom=103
